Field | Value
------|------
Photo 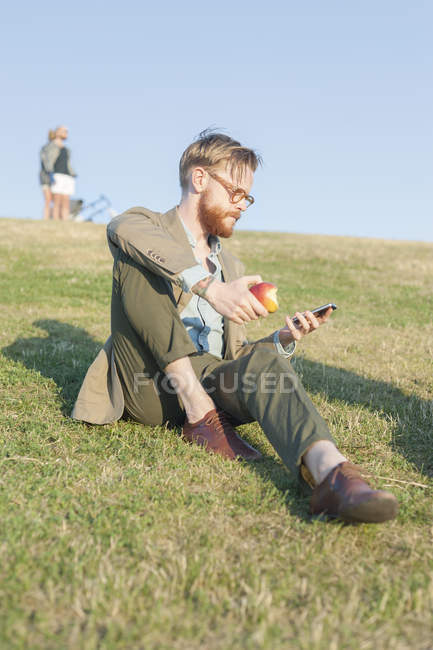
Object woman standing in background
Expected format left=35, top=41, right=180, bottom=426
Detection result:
left=39, top=129, right=56, bottom=220
left=41, top=125, right=77, bottom=221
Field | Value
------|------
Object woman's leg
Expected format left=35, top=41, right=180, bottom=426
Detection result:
left=42, top=187, right=52, bottom=220
left=52, top=193, right=61, bottom=220
left=60, top=194, right=70, bottom=220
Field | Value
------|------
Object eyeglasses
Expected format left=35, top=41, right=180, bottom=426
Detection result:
left=206, top=170, right=255, bottom=208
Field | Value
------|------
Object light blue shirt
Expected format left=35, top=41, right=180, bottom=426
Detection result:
left=177, top=217, right=296, bottom=360
left=179, top=219, right=225, bottom=358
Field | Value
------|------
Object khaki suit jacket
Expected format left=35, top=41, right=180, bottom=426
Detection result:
left=72, top=206, right=276, bottom=424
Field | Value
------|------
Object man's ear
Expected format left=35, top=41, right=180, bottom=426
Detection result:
left=190, top=167, right=208, bottom=194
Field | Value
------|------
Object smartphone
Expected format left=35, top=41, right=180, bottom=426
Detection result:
left=291, top=303, right=337, bottom=326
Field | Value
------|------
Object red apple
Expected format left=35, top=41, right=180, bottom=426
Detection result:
left=249, top=282, right=279, bottom=313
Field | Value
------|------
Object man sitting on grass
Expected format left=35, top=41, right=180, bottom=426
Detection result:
left=72, top=130, right=398, bottom=524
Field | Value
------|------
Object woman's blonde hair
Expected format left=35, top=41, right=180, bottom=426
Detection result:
left=48, top=129, right=56, bottom=141
left=179, top=129, right=262, bottom=191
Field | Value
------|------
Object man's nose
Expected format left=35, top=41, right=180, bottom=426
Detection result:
left=238, top=199, right=248, bottom=212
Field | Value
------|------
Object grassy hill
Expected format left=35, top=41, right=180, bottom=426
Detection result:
left=1, top=218, right=432, bottom=649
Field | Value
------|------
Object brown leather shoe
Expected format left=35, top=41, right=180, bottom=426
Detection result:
left=182, top=409, right=262, bottom=461
left=310, top=462, right=398, bottom=523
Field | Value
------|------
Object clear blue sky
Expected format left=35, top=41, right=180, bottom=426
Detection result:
left=1, top=0, right=432, bottom=241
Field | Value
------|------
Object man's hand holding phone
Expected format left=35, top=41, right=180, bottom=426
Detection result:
left=278, top=303, right=337, bottom=346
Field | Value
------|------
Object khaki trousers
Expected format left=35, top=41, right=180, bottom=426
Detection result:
left=111, top=253, right=335, bottom=480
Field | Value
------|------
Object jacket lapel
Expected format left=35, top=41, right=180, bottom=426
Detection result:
left=162, top=207, right=195, bottom=308
left=218, top=248, right=241, bottom=360
left=162, top=206, right=190, bottom=243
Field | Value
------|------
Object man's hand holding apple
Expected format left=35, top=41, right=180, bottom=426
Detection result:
left=203, top=276, right=269, bottom=325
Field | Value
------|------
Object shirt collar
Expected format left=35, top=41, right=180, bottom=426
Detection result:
left=177, top=210, right=221, bottom=255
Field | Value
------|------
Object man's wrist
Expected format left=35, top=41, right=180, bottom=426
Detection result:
left=278, top=328, right=293, bottom=347
left=192, top=275, right=217, bottom=298
left=274, top=329, right=296, bottom=358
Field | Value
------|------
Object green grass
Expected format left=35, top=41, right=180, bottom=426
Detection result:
left=1, top=218, right=432, bottom=649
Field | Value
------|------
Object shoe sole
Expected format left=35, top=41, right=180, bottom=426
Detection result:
left=339, top=493, right=399, bottom=523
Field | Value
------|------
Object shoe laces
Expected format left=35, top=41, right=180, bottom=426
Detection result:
left=337, top=462, right=364, bottom=481
left=205, top=410, right=231, bottom=437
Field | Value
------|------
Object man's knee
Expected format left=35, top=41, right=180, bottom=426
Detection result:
left=244, top=346, right=299, bottom=396
left=125, top=371, right=185, bottom=426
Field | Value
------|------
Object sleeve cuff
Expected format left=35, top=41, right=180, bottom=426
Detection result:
left=273, top=330, right=296, bottom=359
left=179, top=264, right=210, bottom=292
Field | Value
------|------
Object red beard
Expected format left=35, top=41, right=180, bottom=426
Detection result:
left=198, top=191, right=239, bottom=238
